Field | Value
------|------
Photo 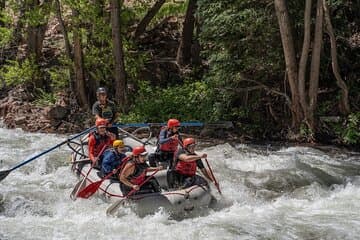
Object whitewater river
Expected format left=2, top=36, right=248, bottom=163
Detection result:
left=1, top=126, right=360, bottom=240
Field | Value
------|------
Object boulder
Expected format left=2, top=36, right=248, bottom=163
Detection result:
left=46, top=105, right=69, bottom=120
left=14, top=116, right=27, bottom=125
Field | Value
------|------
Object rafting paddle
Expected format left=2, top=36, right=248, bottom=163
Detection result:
left=70, top=145, right=107, bottom=200
left=0, top=126, right=95, bottom=182
left=76, top=156, right=130, bottom=199
left=117, top=127, right=151, bottom=145
left=106, top=169, right=160, bottom=216
left=204, top=158, right=222, bottom=195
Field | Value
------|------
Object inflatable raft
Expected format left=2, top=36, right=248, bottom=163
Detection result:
left=69, top=133, right=216, bottom=217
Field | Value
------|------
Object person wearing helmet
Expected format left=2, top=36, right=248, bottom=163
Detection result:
left=101, top=140, right=128, bottom=176
left=119, top=146, right=163, bottom=195
left=170, top=138, right=214, bottom=189
left=88, top=118, right=115, bottom=164
left=92, top=87, right=119, bottom=137
left=149, top=118, right=182, bottom=168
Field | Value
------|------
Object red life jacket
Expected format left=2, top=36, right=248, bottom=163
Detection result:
left=159, top=127, right=179, bottom=152
left=175, top=160, right=197, bottom=176
left=127, top=160, right=147, bottom=185
left=88, top=132, right=113, bottom=161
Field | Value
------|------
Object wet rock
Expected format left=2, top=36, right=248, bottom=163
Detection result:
left=45, top=105, right=69, bottom=120
left=0, top=86, right=85, bottom=133
left=14, top=116, right=27, bottom=125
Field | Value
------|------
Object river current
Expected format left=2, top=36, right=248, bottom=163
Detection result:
left=0, top=126, right=360, bottom=240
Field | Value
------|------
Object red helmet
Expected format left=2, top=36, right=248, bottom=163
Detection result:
left=167, top=119, right=180, bottom=128
left=95, top=118, right=108, bottom=127
left=183, top=138, right=196, bottom=148
left=132, top=146, right=147, bottom=156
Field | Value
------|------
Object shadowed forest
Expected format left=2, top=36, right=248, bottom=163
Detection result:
left=0, top=0, right=359, bottom=146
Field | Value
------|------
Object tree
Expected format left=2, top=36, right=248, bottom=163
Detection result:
left=322, top=0, right=350, bottom=115
left=54, top=0, right=74, bottom=90
left=134, top=0, right=166, bottom=40
left=275, top=0, right=351, bottom=134
left=26, top=0, right=51, bottom=61
left=24, top=0, right=52, bottom=88
left=72, top=8, right=89, bottom=109
left=274, top=0, right=303, bottom=129
left=176, top=0, right=197, bottom=67
left=110, top=0, right=127, bottom=112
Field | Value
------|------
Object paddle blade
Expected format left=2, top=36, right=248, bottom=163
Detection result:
left=106, top=199, right=126, bottom=216
left=0, top=170, right=10, bottom=182
left=76, top=180, right=102, bottom=199
left=70, top=179, right=87, bottom=201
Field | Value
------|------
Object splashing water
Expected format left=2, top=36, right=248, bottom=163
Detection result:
left=1, top=127, right=360, bottom=240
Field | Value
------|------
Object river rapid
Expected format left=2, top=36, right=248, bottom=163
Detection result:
left=1, top=127, right=360, bottom=240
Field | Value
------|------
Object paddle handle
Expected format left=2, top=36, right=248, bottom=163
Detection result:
left=10, top=126, right=95, bottom=171
left=205, top=158, right=222, bottom=195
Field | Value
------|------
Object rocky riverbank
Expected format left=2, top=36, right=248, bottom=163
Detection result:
left=0, top=86, right=92, bottom=133
left=0, top=86, right=238, bottom=141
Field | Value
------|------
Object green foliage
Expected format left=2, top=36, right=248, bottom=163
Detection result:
left=342, top=112, right=360, bottom=144
left=130, top=0, right=187, bottom=30
left=300, top=122, right=314, bottom=140
left=0, top=11, right=13, bottom=47
left=317, top=100, right=334, bottom=115
left=0, top=58, right=39, bottom=86
left=197, top=0, right=283, bottom=123
left=153, top=1, right=187, bottom=23
left=24, top=0, right=52, bottom=27
left=48, top=66, right=69, bottom=91
left=124, top=39, right=149, bottom=84
left=120, top=80, right=213, bottom=123
left=33, top=88, right=57, bottom=106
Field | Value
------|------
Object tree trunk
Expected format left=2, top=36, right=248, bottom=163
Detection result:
left=26, top=0, right=50, bottom=61
left=274, top=0, right=302, bottom=129
left=110, top=0, right=127, bottom=112
left=322, top=0, right=350, bottom=114
left=134, top=0, right=166, bottom=40
left=298, top=0, right=312, bottom=124
left=308, top=0, right=323, bottom=129
left=176, top=0, right=197, bottom=67
left=72, top=9, right=89, bottom=109
left=26, top=0, right=52, bottom=88
left=54, top=0, right=74, bottom=91
left=54, top=0, right=72, bottom=60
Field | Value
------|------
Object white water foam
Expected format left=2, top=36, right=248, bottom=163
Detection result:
left=1, top=127, right=360, bottom=239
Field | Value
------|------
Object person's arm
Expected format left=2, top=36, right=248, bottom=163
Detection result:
left=178, top=153, right=207, bottom=162
left=158, top=129, right=177, bottom=144
left=147, top=165, right=164, bottom=172
left=119, top=163, right=139, bottom=190
left=92, top=102, right=101, bottom=119
left=88, top=136, right=96, bottom=162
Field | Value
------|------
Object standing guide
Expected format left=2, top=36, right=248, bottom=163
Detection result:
left=92, top=87, right=119, bottom=137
